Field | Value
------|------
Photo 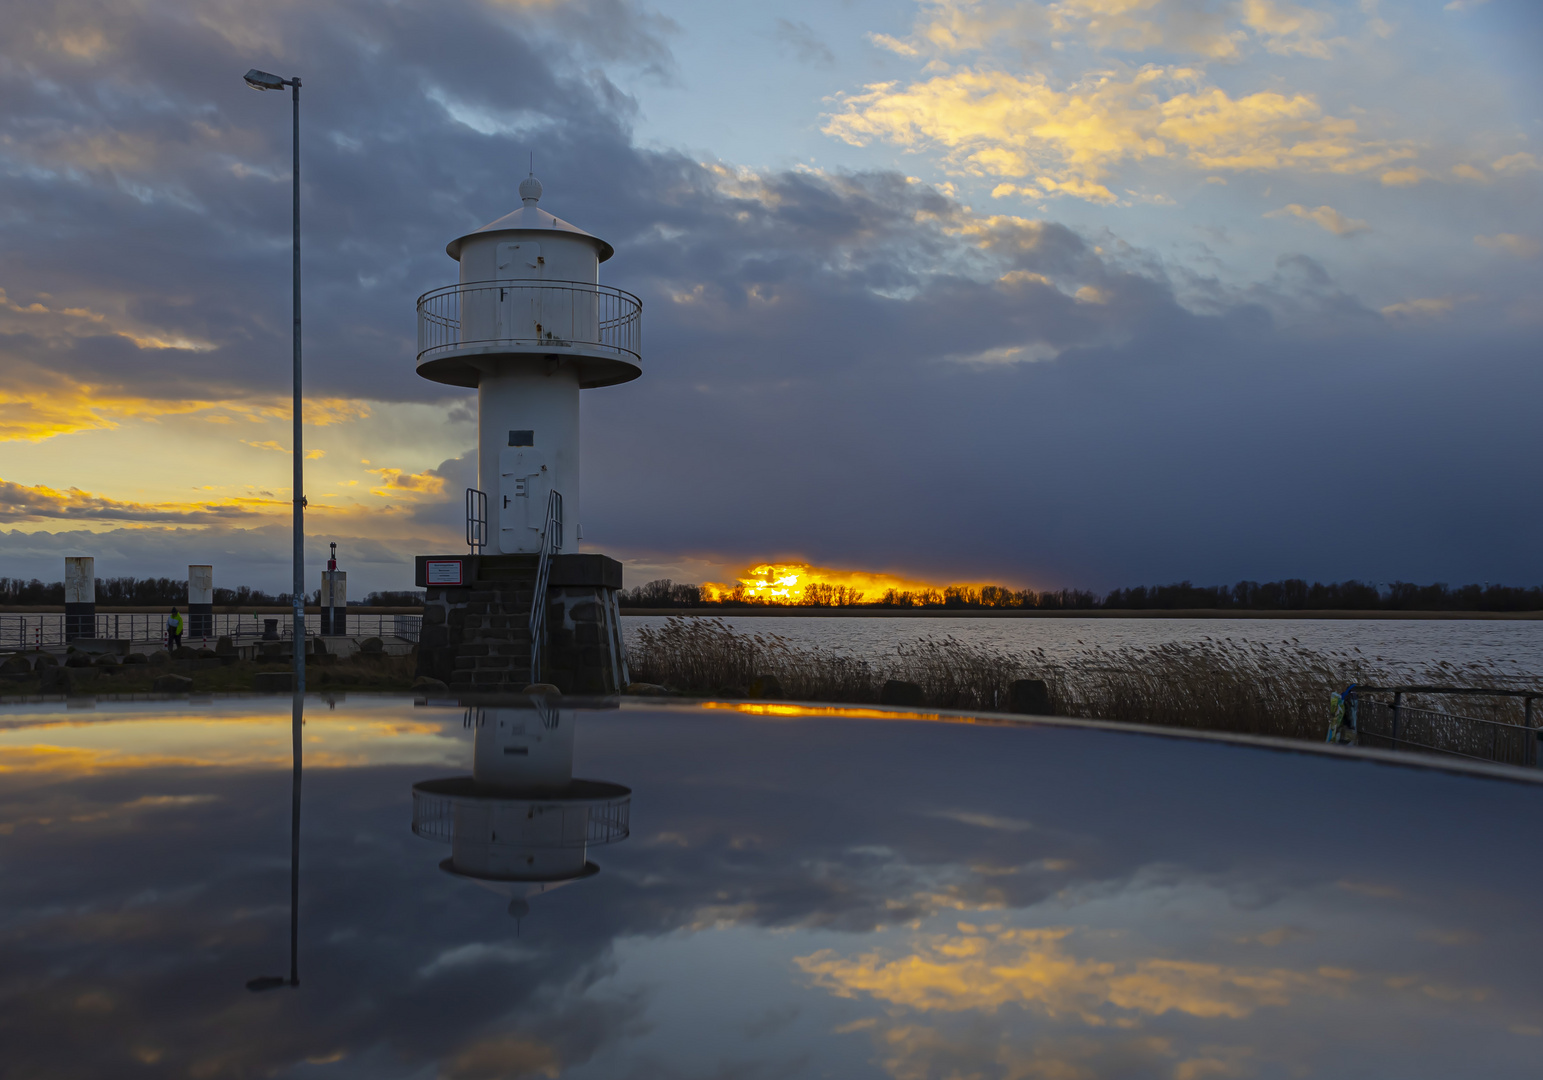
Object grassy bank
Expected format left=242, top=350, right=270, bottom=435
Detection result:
left=628, top=616, right=1533, bottom=741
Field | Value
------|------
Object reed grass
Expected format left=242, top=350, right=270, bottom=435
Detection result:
left=627, top=616, right=1531, bottom=742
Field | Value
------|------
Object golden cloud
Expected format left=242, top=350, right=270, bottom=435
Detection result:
left=0, top=287, right=215, bottom=353
left=0, top=364, right=372, bottom=443
left=1379, top=295, right=1477, bottom=319
left=872, top=0, right=1344, bottom=64
left=823, top=67, right=1414, bottom=202
left=1265, top=203, right=1369, bottom=237
left=1474, top=233, right=1541, bottom=259
left=0, top=477, right=282, bottom=524
left=366, top=467, right=447, bottom=498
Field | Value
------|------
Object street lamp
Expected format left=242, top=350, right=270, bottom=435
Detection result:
left=243, top=65, right=304, bottom=992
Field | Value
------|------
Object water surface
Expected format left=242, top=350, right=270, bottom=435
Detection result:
left=1, top=696, right=1539, bottom=1078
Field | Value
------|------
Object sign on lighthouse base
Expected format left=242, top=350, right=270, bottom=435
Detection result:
left=415, top=553, right=629, bottom=694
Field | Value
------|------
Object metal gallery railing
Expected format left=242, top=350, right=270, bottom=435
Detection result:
left=417, top=279, right=641, bottom=364
left=0, top=612, right=423, bottom=649
left=1352, top=686, right=1541, bottom=768
left=410, top=785, right=631, bottom=848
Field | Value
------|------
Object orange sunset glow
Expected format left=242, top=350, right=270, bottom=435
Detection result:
left=701, top=563, right=956, bottom=605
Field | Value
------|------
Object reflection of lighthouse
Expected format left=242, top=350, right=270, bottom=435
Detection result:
left=412, top=704, right=630, bottom=912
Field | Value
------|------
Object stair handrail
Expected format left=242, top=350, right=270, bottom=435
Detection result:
left=528, top=489, right=563, bottom=684
left=465, top=487, right=488, bottom=554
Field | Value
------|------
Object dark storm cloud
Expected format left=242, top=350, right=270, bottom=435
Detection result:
left=0, top=0, right=1536, bottom=587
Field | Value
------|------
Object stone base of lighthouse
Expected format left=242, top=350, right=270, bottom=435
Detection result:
left=415, top=553, right=629, bottom=695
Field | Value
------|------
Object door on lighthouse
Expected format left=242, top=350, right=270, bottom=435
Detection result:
left=495, top=242, right=542, bottom=344
left=498, top=446, right=551, bottom=553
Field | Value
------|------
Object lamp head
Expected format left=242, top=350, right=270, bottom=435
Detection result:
left=243, top=69, right=286, bottom=91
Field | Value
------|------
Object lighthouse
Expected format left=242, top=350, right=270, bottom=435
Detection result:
left=414, top=175, right=638, bottom=693
left=416, top=173, right=641, bottom=553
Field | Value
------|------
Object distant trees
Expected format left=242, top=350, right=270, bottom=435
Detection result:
left=619, top=580, right=702, bottom=607
left=0, top=574, right=1538, bottom=612
left=0, top=577, right=425, bottom=607
left=361, top=590, right=426, bottom=606
left=618, top=577, right=1543, bottom=612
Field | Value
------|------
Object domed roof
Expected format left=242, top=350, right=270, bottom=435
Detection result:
left=446, top=175, right=614, bottom=262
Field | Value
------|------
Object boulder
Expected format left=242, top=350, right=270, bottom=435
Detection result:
left=358, top=636, right=385, bottom=655
left=195, top=647, right=217, bottom=659
left=123, top=652, right=149, bottom=665
left=66, top=653, right=96, bottom=668
left=94, top=654, right=121, bottom=667
left=148, top=650, right=171, bottom=665
left=152, top=673, right=194, bottom=693
left=880, top=679, right=925, bottom=707
left=624, top=682, right=679, bottom=696
left=311, top=637, right=329, bottom=657
left=34, top=652, right=58, bottom=668
left=410, top=676, right=449, bottom=693
left=0, top=654, right=32, bottom=675
left=522, top=683, right=561, bottom=696
left=1007, top=679, right=1052, bottom=716
left=748, top=674, right=784, bottom=699
left=253, top=671, right=294, bottom=693
left=215, top=635, right=236, bottom=656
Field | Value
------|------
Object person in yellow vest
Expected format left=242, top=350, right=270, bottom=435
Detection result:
left=166, top=607, right=184, bottom=650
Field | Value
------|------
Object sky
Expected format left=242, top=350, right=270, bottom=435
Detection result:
left=0, top=0, right=1538, bottom=595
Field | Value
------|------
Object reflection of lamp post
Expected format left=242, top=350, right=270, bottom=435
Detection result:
left=247, top=696, right=303, bottom=991
left=242, top=67, right=306, bottom=700
left=412, top=704, right=630, bottom=917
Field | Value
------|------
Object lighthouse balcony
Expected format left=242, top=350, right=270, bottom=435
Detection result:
left=416, top=279, right=642, bottom=389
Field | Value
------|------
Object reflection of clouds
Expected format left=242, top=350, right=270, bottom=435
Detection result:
left=4, top=700, right=1543, bottom=1079
left=798, top=924, right=1328, bottom=1024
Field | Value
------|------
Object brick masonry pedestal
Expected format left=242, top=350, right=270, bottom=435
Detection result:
left=415, top=553, right=629, bottom=694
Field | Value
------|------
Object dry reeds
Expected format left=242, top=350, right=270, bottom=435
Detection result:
left=626, top=617, right=1530, bottom=743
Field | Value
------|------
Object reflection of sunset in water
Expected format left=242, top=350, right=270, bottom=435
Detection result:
left=0, top=703, right=458, bottom=777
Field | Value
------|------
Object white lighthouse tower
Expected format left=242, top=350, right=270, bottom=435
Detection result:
left=416, top=173, right=641, bottom=554
left=413, top=174, right=639, bottom=693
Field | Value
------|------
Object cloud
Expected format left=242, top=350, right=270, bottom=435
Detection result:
left=1380, top=297, right=1455, bottom=319
left=773, top=18, right=835, bottom=67
left=1240, top=0, right=1338, bottom=59
left=823, top=67, right=1415, bottom=202
left=0, top=0, right=1536, bottom=596
left=1475, top=233, right=1541, bottom=259
left=870, top=0, right=1354, bottom=62
left=0, top=478, right=277, bottom=524
left=367, top=467, right=448, bottom=498
left=1491, top=153, right=1540, bottom=175
left=1266, top=203, right=1370, bottom=237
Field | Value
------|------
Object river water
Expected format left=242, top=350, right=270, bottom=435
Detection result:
left=623, top=615, right=1543, bottom=680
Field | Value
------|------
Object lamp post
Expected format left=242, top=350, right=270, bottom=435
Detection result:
left=243, top=66, right=304, bottom=990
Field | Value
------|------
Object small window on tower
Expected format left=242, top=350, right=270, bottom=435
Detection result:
left=509, top=430, right=534, bottom=446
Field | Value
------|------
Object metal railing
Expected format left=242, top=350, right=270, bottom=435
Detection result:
left=528, top=489, right=563, bottom=684
left=0, top=612, right=423, bottom=649
left=417, top=279, right=641, bottom=364
left=466, top=487, right=488, bottom=554
left=1352, top=686, right=1541, bottom=767
left=411, top=786, right=630, bottom=847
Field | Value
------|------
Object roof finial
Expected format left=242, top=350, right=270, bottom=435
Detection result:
left=519, top=155, right=542, bottom=206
